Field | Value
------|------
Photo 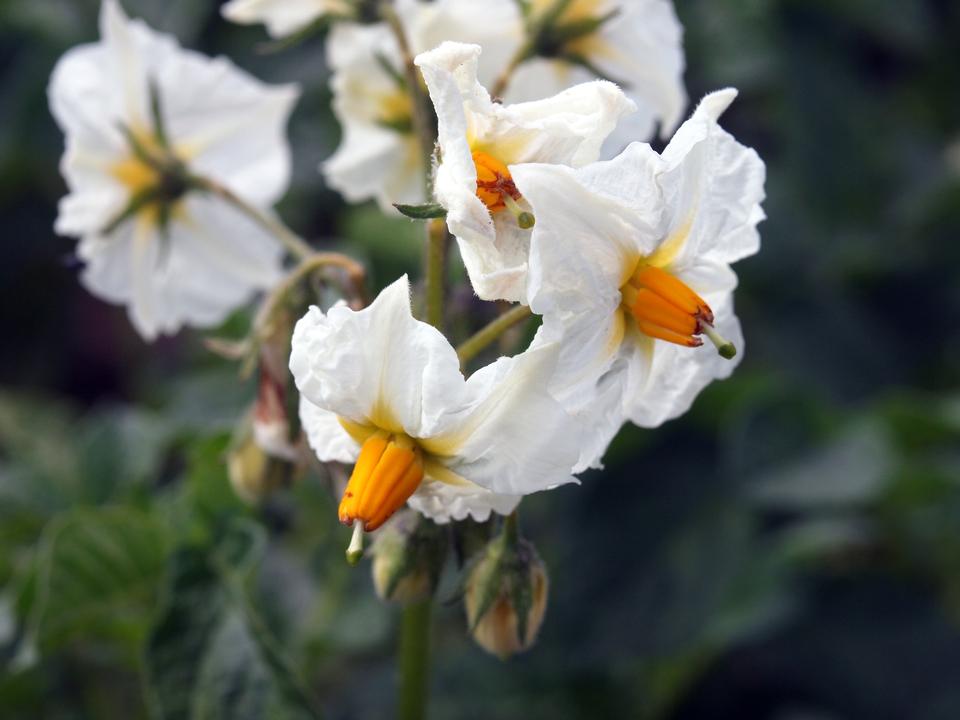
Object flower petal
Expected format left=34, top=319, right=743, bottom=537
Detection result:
left=657, top=89, right=766, bottom=267
left=299, top=395, right=359, bottom=464
left=289, top=276, right=467, bottom=438
left=423, top=344, right=582, bottom=496
left=408, top=479, right=521, bottom=524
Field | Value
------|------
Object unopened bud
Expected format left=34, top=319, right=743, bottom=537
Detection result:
left=227, top=418, right=290, bottom=504
left=370, top=511, right=447, bottom=604
left=464, top=532, right=548, bottom=660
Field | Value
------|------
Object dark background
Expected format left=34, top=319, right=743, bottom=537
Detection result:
left=1, top=1, right=959, bottom=718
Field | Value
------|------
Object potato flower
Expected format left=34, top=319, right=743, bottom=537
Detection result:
left=49, top=0, right=299, bottom=340
left=289, top=276, right=582, bottom=547
left=415, top=41, right=635, bottom=302
left=514, top=89, right=765, bottom=468
left=505, top=0, right=686, bottom=150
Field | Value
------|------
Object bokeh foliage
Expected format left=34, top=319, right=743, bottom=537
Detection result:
left=0, top=0, right=959, bottom=718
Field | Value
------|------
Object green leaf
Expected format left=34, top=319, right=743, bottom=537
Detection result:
left=145, top=522, right=322, bottom=720
left=31, top=506, right=170, bottom=653
left=393, top=203, right=447, bottom=220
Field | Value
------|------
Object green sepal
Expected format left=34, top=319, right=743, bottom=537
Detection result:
left=394, top=203, right=448, bottom=220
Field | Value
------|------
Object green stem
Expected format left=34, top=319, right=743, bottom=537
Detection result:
left=398, top=600, right=432, bottom=720
left=193, top=176, right=315, bottom=261
left=424, top=219, right=448, bottom=329
left=456, top=305, right=533, bottom=369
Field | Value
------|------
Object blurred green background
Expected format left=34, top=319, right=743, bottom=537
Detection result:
left=1, top=1, right=959, bottom=718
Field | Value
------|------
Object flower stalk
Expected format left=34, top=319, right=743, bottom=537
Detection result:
left=192, top=176, right=315, bottom=261
left=398, top=599, right=432, bottom=720
left=457, top=305, right=533, bottom=369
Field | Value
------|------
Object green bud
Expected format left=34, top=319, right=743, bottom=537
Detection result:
left=227, top=416, right=290, bottom=504
left=464, top=529, right=549, bottom=660
left=370, top=512, right=448, bottom=604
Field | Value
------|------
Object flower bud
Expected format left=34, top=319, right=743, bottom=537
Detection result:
left=464, top=531, right=548, bottom=660
left=370, top=512, right=447, bottom=604
left=227, top=419, right=290, bottom=504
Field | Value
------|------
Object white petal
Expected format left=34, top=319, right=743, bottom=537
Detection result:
left=511, top=161, right=649, bottom=317
left=408, top=480, right=520, bottom=524
left=288, top=276, right=467, bottom=437
left=324, top=127, right=424, bottom=212
left=221, top=0, right=337, bottom=38
left=79, top=194, right=283, bottom=341
left=156, top=61, right=298, bottom=207
left=425, top=344, right=582, bottom=496
left=658, top=89, right=766, bottom=267
left=299, top=396, right=359, bottom=464
left=504, top=0, right=687, bottom=148
left=403, top=0, right=523, bottom=88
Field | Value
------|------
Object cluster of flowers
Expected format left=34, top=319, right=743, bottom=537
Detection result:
left=50, top=0, right=764, bottom=655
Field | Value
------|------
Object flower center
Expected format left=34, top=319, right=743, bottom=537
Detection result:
left=376, top=89, right=414, bottom=134
left=621, top=264, right=736, bottom=358
left=339, top=430, right=425, bottom=532
left=472, top=151, right=535, bottom=229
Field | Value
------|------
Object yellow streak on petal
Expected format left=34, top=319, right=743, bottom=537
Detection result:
left=422, top=458, right=473, bottom=487
left=645, top=215, right=694, bottom=269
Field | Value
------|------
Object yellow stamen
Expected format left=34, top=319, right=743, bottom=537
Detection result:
left=621, top=264, right=735, bottom=358
left=472, top=150, right=522, bottom=215
left=631, top=265, right=713, bottom=323
left=339, top=431, right=424, bottom=532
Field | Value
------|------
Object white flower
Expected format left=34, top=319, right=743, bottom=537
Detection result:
left=514, top=89, right=765, bottom=469
left=322, top=1, right=523, bottom=211
left=49, top=0, right=299, bottom=341
left=221, top=0, right=352, bottom=38
left=322, top=23, right=425, bottom=212
left=290, top=275, right=582, bottom=532
left=505, top=0, right=686, bottom=151
left=415, top=41, right=635, bottom=302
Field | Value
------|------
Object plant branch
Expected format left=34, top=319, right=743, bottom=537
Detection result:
left=457, top=305, right=534, bottom=369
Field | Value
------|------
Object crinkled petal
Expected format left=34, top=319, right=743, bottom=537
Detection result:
left=408, top=480, right=520, bottom=524
left=289, top=276, right=467, bottom=437
left=299, top=396, right=359, bottom=464
left=511, top=161, right=651, bottom=317
left=422, top=344, right=582, bottom=496
left=658, top=89, right=766, bottom=267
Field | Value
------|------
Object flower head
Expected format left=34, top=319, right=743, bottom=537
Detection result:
left=415, top=41, right=634, bottom=301
left=506, top=0, right=687, bottom=149
left=515, top=89, right=765, bottom=468
left=290, top=276, right=582, bottom=535
left=49, top=0, right=299, bottom=340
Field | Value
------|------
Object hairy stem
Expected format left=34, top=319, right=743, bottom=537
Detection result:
left=398, top=600, right=432, bottom=720
left=424, top=219, right=448, bottom=330
left=193, top=177, right=315, bottom=261
left=457, top=305, right=534, bottom=369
